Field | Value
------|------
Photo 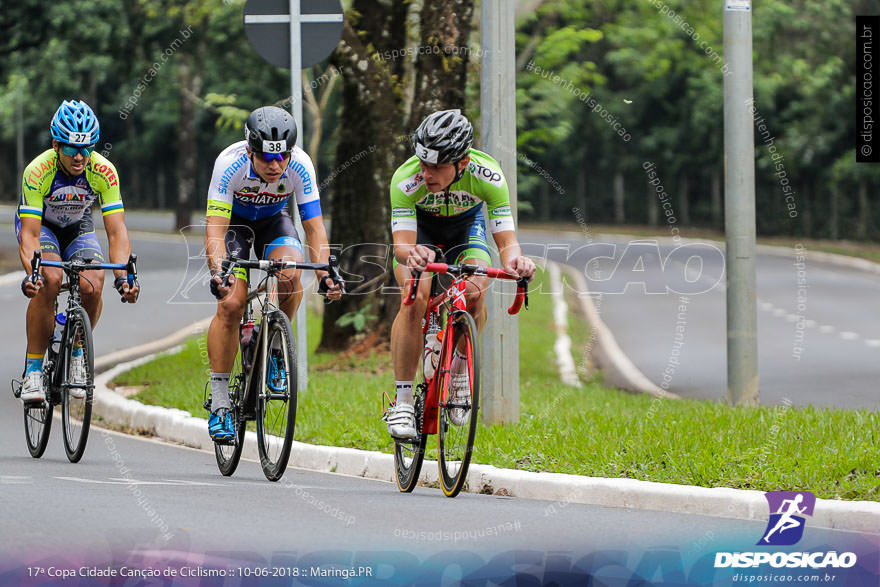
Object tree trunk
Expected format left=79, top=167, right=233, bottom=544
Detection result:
left=576, top=167, right=586, bottom=221
left=802, top=183, right=812, bottom=238
left=175, top=53, right=195, bottom=231
left=319, top=2, right=409, bottom=350
left=411, top=0, right=475, bottom=122
left=647, top=180, right=658, bottom=226
left=679, top=174, right=690, bottom=226
left=540, top=180, right=551, bottom=222
left=614, top=171, right=624, bottom=224
left=830, top=185, right=839, bottom=240
left=711, top=170, right=722, bottom=230
left=857, top=180, right=869, bottom=240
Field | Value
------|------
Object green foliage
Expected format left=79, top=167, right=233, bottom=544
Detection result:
left=334, top=303, right=378, bottom=333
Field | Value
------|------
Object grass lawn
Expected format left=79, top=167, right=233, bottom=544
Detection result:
left=113, top=270, right=880, bottom=501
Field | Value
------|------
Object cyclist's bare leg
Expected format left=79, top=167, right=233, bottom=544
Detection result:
left=25, top=255, right=62, bottom=357
left=207, top=276, right=249, bottom=373
left=80, top=270, right=105, bottom=328
left=268, top=245, right=304, bottom=322
left=391, top=262, right=432, bottom=383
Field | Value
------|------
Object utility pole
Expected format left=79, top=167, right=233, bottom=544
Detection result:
left=480, top=0, right=519, bottom=424
left=723, top=0, right=759, bottom=405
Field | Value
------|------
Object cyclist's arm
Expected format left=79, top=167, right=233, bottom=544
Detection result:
left=204, top=216, right=230, bottom=275
left=18, top=216, right=42, bottom=274
left=301, top=215, right=332, bottom=272
left=19, top=154, right=48, bottom=273
left=103, top=212, right=132, bottom=280
left=491, top=230, right=535, bottom=279
left=392, top=229, right=418, bottom=266
left=389, top=164, right=420, bottom=266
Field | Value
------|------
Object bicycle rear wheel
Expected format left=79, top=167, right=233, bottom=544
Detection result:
left=437, top=310, right=480, bottom=497
left=393, top=383, right=427, bottom=492
left=214, top=343, right=246, bottom=476
left=255, top=310, right=297, bottom=481
left=23, top=388, right=53, bottom=459
left=61, top=308, right=94, bottom=463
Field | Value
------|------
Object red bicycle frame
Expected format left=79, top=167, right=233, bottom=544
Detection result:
left=403, top=262, right=528, bottom=434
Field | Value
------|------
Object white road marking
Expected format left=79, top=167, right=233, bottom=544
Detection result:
left=819, top=325, right=835, bottom=334
left=57, top=476, right=224, bottom=486
left=839, top=332, right=859, bottom=341
left=865, top=340, right=880, bottom=347
left=1, top=476, right=33, bottom=484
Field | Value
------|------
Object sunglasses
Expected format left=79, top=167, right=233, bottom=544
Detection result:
left=258, top=151, right=291, bottom=163
left=60, top=144, right=95, bottom=157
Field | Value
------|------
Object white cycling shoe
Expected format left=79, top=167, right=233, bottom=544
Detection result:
left=448, top=371, right=471, bottom=426
left=68, top=353, right=88, bottom=399
left=386, top=402, right=417, bottom=440
left=20, top=371, right=46, bottom=403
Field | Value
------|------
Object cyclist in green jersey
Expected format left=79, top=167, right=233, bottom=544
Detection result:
left=385, top=110, right=535, bottom=439
left=17, top=100, right=139, bottom=403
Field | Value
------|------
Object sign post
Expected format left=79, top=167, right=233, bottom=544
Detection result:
left=243, top=0, right=343, bottom=393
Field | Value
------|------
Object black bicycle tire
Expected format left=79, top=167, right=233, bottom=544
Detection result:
left=214, top=338, right=247, bottom=476
left=256, top=310, right=297, bottom=482
left=23, top=397, right=53, bottom=459
left=393, top=383, right=428, bottom=493
left=61, top=308, right=94, bottom=463
left=437, top=310, right=480, bottom=497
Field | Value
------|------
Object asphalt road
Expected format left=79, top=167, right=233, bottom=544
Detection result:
left=521, top=230, right=880, bottom=410
left=0, top=217, right=875, bottom=585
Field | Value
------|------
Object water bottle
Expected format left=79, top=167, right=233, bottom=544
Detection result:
left=240, top=320, right=259, bottom=372
left=51, top=311, right=66, bottom=355
left=423, top=325, right=442, bottom=381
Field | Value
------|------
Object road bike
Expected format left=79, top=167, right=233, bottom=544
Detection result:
left=205, top=254, right=343, bottom=481
left=393, top=261, right=528, bottom=497
left=14, top=250, right=138, bottom=462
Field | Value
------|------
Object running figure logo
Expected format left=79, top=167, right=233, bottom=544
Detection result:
left=758, top=491, right=816, bottom=546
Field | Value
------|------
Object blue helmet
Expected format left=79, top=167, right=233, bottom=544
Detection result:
left=50, top=100, right=100, bottom=146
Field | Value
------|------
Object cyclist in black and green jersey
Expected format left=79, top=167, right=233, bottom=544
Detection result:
left=385, top=109, right=535, bottom=439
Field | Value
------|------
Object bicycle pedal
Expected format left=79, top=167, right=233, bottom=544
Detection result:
left=10, top=379, right=21, bottom=399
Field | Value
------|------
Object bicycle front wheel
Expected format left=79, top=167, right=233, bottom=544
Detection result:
left=255, top=310, right=297, bottom=481
left=61, top=308, right=94, bottom=463
left=437, top=310, right=480, bottom=497
left=214, top=343, right=246, bottom=476
left=23, top=389, right=53, bottom=459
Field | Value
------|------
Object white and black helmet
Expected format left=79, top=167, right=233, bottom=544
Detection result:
left=244, top=106, right=297, bottom=153
left=411, top=109, right=473, bottom=165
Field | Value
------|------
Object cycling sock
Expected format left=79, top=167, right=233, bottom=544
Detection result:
left=25, top=354, right=44, bottom=375
left=210, top=372, right=231, bottom=412
left=395, top=380, right=413, bottom=406
left=72, top=342, right=83, bottom=358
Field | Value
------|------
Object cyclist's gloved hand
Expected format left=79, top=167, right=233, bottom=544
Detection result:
left=317, top=274, right=343, bottom=301
left=114, top=275, right=140, bottom=303
left=20, top=274, right=43, bottom=298
left=209, top=271, right=234, bottom=300
left=406, top=245, right=436, bottom=272
left=505, top=256, right=536, bottom=280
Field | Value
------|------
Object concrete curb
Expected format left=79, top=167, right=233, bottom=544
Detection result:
left=91, top=339, right=880, bottom=533
left=558, top=263, right=677, bottom=399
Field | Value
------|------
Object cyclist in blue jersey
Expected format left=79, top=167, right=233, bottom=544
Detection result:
left=204, top=105, right=341, bottom=442
left=17, top=100, right=139, bottom=403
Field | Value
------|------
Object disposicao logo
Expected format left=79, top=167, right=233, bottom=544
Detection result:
left=759, top=490, right=815, bottom=546
left=714, top=491, right=858, bottom=570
